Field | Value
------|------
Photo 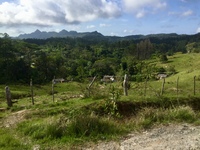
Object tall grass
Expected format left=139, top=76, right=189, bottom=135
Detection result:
left=17, top=114, right=123, bottom=144
left=0, top=128, right=29, bottom=150
left=137, top=106, right=198, bottom=129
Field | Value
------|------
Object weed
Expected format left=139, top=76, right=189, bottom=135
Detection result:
left=101, top=85, right=123, bottom=118
left=104, top=100, right=121, bottom=117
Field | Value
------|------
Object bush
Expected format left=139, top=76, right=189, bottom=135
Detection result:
left=160, top=54, right=168, bottom=63
left=156, top=67, right=166, bottom=73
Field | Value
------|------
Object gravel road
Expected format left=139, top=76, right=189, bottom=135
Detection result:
left=84, top=124, right=200, bottom=150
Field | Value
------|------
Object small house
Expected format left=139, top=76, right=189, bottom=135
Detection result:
left=101, top=75, right=115, bottom=83
left=157, top=74, right=167, bottom=80
left=53, top=78, right=65, bottom=83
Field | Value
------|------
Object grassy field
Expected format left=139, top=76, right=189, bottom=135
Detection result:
left=1, top=53, right=200, bottom=149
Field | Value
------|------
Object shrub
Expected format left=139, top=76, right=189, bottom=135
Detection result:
left=160, top=54, right=168, bottom=63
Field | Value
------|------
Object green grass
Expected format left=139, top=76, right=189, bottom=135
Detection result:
left=0, top=128, right=30, bottom=150
left=1, top=53, right=200, bottom=149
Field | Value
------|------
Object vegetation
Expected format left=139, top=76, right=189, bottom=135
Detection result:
left=0, top=33, right=199, bottom=84
left=0, top=32, right=200, bottom=149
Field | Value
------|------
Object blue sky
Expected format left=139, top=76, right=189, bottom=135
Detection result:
left=0, top=0, right=200, bottom=37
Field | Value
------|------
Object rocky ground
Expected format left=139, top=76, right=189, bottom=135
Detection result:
left=83, top=124, right=200, bottom=150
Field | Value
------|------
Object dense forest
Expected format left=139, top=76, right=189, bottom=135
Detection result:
left=0, top=32, right=200, bottom=84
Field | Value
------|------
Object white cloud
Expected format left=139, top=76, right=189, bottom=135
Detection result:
left=122, top=0, right=166, bottom=11
left=99, top=23, right=111, bottom=27
left=0, top=0, right=122, bottom=27
left=136, top=10, right=146, bottom=18
left=110, top=32, right=118, bottom=36
left=181, top=10, right=193, bottom=17
left=197, top=27, right=200, bottom=33
left=124, top=29, right=134, bottom=34
left=86, top=25, right=95, bottom=29
left=122, top=0, right=167, bottom=18
left=169, top=10, right=193, bottom=17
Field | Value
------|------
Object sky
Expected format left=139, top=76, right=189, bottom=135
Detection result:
left=0, top=0, right=200, bottom=37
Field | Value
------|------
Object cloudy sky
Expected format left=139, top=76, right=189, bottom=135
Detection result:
left=0, top=0, right=200, bottom=37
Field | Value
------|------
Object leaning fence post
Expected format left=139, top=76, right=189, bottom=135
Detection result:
left=5, top=86, right=12, bottom=107
left=123, top=74, right=128, bottom=96
left=88, top=76, right=96, bottom=97
left=30, top=79, right=34, bottom=105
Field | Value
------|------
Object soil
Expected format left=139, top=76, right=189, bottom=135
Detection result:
left=1, top=109, right=28, bottom=128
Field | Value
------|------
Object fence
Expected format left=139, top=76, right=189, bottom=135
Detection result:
left=2, top=75, right=200, bottom=107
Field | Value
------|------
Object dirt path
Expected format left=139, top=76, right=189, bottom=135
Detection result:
left=1, top=109, right=28, bottom=128
left=84, top=124, right=200, bottom=150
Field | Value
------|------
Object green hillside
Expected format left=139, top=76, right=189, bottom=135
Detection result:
left=135, top=53, right=200, bottom=98
left=1, top=38, right=200, bottom=149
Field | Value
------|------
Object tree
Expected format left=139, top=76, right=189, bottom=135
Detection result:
left=135, top=39, right=153, bottom=60
left=92, top=58, right=116, bottom=77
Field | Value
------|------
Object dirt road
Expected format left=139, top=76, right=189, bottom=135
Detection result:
left=84, top=124, right=200, bottom=150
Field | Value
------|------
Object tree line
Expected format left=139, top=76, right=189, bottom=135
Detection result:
left=0, top=33, right=200, bottom=84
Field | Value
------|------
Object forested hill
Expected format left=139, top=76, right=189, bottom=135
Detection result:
left=0, top=31, right=200, bottom=84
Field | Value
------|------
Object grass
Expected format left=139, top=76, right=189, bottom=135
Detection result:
left=1, top=53, right=200, bottom=149
left=0, top=128, right=30, bottom=150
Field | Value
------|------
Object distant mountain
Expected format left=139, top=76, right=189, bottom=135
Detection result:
left=17, top=29, right=105, bottom=39
left=17, top=29, right=195, bottom=42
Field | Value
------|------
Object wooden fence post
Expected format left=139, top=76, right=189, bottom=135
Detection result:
left=30, top=79, right=34, bottom=105
left=5, top=86, right=12, bottom=107
left=52, top=79, right=55, bottom=102
left=161, top=78, right=165, bottom=95
left=87, top=76, right=96, bottom=97
left=176, top=76, right=179, bottom=97
left=123, top=74, right=128, bottom=96
left=194, top=76, right=196, bottom=95
left=144, top=77, right=147, bottom=96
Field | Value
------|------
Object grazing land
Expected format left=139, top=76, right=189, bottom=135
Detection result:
left=1, top=53, right=200, bottom=149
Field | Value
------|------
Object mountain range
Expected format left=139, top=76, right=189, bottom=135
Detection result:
left=17, top=29, right=196, bottom=41
left=17, top=29, right=105, bottom=39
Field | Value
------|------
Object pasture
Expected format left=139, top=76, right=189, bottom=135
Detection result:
left=1, top=53, right=200, bottom=149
